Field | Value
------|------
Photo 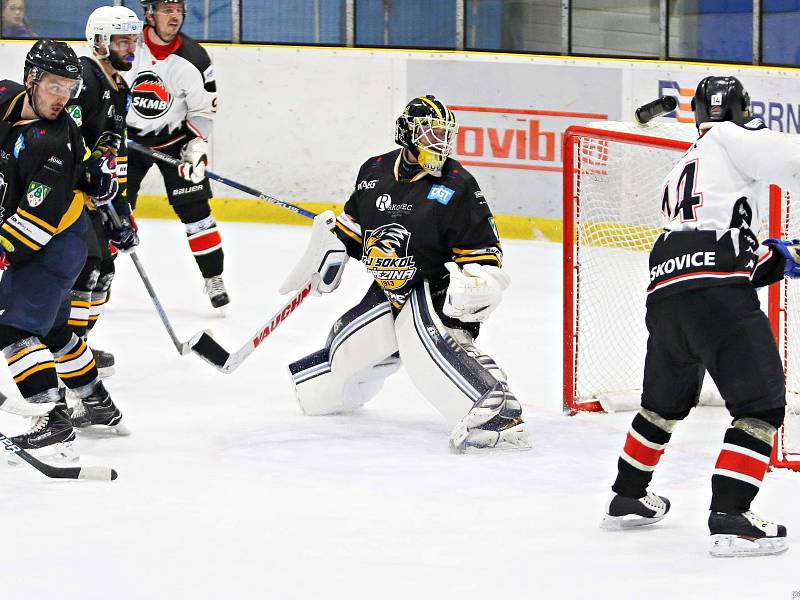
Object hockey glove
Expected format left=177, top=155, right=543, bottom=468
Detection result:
left=0, top=235, right=14, bottom=270
left=280, top=210, right=348, bottom=296
left=443, top=262, right=510, bottom=323
left=101, top=207, right=139, bottom=253
left=178, top=138, right=208, bottom=184
left=763, top=238, right=800, bottom=279
left=80, top=134, right=121, bottom=206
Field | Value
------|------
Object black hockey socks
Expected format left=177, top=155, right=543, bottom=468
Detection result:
left=612, top=409, right=678, bottom=498
left=3, top=337, right=61, bottom=403
left=710, top=418, right=774, bottom=514
left=88, top=265, right=115, bottom=333
left=52, top=333, right=99, bottom=394
left=184, top=215, right=224, bottom=278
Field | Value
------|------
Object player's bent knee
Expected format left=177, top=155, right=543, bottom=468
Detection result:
left=289, top=300, right=398, bottom=415
left=396, top=282, right=506, bottom=428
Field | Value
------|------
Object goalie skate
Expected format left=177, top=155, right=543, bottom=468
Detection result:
left=708, top=511, right=788, bottom=557
left=449, top=415, right=530, bottom=454
left=601, top=492, right=670, bottom=529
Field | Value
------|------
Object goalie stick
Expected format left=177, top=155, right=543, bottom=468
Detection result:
left=104, top=203, right=193, bottom=355
left=635, top=95, right=679, bottom=125
left=188, top=280, right=314, bottom=373
left=128, top=141, right=317, bottom=221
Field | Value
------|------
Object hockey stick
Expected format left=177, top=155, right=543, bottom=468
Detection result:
left=128, top=141, right=317, bottom=221
left=0, top=398, right=117, bottom=480
left=635, top=96, right=679, bottom=125
left=188, top=279, right=314, bottom=374
left=104, top=203, right=193, bottom=355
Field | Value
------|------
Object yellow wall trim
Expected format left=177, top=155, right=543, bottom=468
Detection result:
left=134, top=195, right=563, bottom=242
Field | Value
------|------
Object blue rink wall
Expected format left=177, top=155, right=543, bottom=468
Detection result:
left=2, top=41, right=800, bottom=240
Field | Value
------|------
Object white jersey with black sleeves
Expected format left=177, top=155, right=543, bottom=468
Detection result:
left=123, top=30, right=217, bottom=146
left=647, top=119, right=800, bottom=303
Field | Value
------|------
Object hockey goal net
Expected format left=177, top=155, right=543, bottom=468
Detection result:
left=563, top=120, right=800, bottom=471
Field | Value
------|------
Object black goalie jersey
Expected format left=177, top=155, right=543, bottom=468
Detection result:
left=647, top=119, right=796, bottom=304
left=334, top=149, right=502, bottom=309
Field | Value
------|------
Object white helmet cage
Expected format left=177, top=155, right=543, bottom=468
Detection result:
left=86, top=6, right=144, bottom=59
left=409, top=115, right=459, bottom=159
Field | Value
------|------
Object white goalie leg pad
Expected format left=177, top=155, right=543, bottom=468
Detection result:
left=289, top=289, right=398, bottom=415
left=395, top=281, right=504, bottom=428
left=396, top=281, right=528, bottom=451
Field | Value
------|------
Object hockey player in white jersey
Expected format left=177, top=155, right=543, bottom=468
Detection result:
left=123, top=0, right=229, bottom=309
left=280, top=96, right=528, bottom=453
left=602, top=76, right=799, bottom=557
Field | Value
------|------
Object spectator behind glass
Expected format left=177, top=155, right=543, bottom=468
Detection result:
left=2, top=0, right=35, bottom=38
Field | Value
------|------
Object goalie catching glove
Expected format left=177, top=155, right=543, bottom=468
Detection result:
left=279, top=210, right=348, bottom=296
left=178, top=137, right=208, bottom=183
left=443, top=262, right=510, bottom=323
left=763, top=238, right=800, bottom=279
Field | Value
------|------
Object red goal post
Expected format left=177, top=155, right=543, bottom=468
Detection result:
left=562, top=121, right=799, bottom=471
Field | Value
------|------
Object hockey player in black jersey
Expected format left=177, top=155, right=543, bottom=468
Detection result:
left=0, top=40, right=127, bottom=458
left=124, top=0, right=229, bottom=309
left=66, top=6, right=143, bottom=382
left=280, top=95, right=528, bottom=452
left=602, top=76, right=796, bottom=556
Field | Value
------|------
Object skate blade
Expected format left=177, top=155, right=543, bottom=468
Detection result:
left=601, top=514, right=666, bottom=530
left=97, top=366, right=116, bottom=379
left=709, top=534, right=789, bottom=557
left=7, top=441, right=79, bottom=466
left=76, top=421, right=131, bottom=437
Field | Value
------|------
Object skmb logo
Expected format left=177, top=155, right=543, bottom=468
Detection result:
left=131, top=71, right=172, bottom=120
left=450, top=105, right=608, bottom=172
left=659, top=79, right=800, bottom=133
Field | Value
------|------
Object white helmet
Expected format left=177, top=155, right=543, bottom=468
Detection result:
left=86, top=6, right=144, bottom=58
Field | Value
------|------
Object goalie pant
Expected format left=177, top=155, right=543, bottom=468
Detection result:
left=288, top=280, right=521, bottom=434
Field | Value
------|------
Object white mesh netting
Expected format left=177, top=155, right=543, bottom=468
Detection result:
left=571, top=121, right=697, bottom=410
left=568, top=120, right=800, bottom=468
left=779, top=191, right=800, bottom=462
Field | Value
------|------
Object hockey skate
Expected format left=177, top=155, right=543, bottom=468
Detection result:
left=204, top=275, right=230, bottom=309
left=91, top=347, right=115, bottom=379
left=708, top=511, right=788, bottom=557
left=449, top=381, right=529, bottom=453
left=601, top=492, right=671, bottom=529
left=69, top=382, right=129, bottom=436
left=8, top=402, right=77, bottom=463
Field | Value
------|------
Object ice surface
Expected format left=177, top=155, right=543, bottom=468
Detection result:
left=0, top=219, right=797, bottom=599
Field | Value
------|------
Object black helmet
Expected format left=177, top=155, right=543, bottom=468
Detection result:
left=24, top=39, right=82, bottom=83
left=140, top=0, right=187, bottom=15
left=394, top=95, right=458, bottom=177
left=691, top=76, right=751, bottom=130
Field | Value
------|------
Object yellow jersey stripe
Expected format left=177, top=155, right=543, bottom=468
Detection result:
left=14, top=361, right=56, bottom=383
left=2, top=222, right=41, bottom=251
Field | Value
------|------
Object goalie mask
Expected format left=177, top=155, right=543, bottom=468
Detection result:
left=395, top=95, right=458, bottom=178
left=692, top=76, right=751, bottom=131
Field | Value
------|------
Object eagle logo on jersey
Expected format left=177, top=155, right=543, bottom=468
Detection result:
left=362, top=223, right=417, bottom=292
left=131, top=71, right=173, bottom=120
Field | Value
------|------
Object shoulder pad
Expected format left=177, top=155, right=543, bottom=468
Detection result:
left=175, top=34, right=212, bottom=70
